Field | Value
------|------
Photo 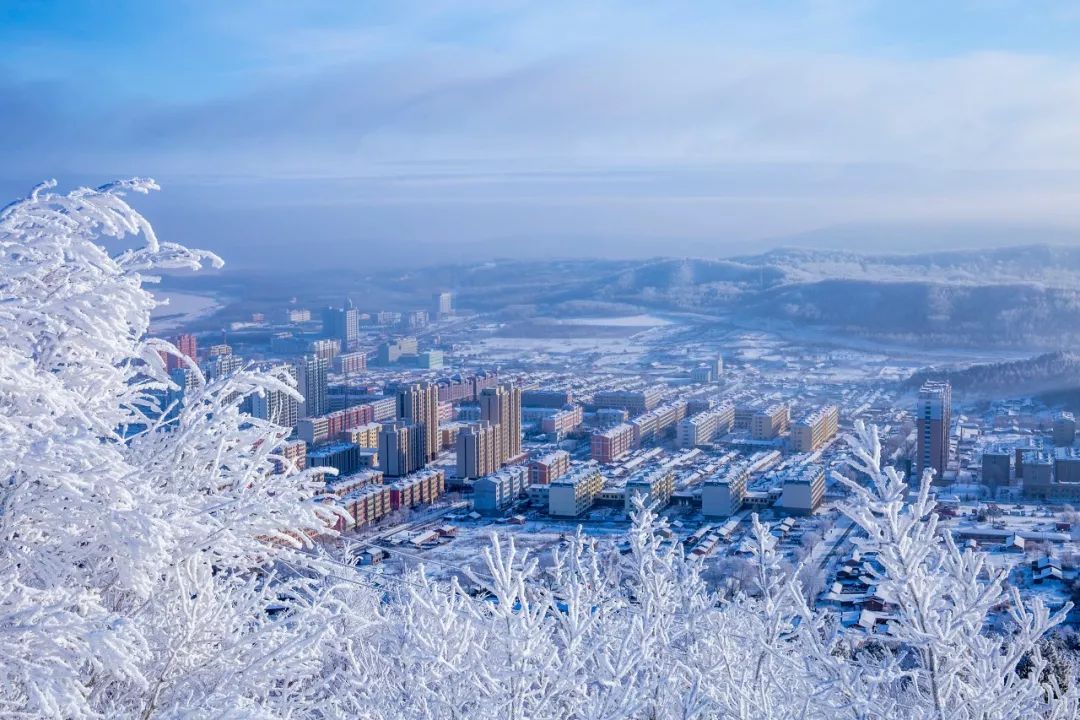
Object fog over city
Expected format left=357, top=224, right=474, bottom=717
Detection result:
left=5, top=2, right=1080, bottom=268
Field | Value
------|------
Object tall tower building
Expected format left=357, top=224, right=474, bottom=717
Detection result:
left=456, top=422, right=501, bottom=479
left=379, top=421, right=421, bottom=477
left=295, top=355, right=329, bottom=418
left=432, top=291, right=452, bottom=319
left=322, top=298, right=359, bottom=350
left=916, top=380, right=952, bottom=481
left=397, top=381, right=440, bottom=464
left=480, top=383, right=522, bottom=464
left=166, top=333, right=198, bottom=371
left=251, top=364, right=300, bottom=430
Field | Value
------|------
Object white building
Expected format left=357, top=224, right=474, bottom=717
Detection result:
left=548, top=465, right=604, bottom=517
left=473, top=465, right=528, bottom=514
left=780, top=465, right=826, bottom=515
left=677, top=403, right=735, bottom=448
left=702, top=465, right=749, bottom=517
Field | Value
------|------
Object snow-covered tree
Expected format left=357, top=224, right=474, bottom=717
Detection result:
left=0, top=180, right=337, bottom=718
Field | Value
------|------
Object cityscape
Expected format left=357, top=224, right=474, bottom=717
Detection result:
left=153, top=284, right=1080, bottom=629
left=7, top=3, right=1080, bottom=718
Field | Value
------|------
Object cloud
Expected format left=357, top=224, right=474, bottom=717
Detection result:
left=4, top=1, right=1080, bottom=265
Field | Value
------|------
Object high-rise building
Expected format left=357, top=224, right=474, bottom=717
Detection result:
left=309, top=338, right=341, bottom=363
left=166, top=333, right=197, bottom=371
left=397, top=381, right=440, bottom=464
left=204, top=353, right=244, bottom=381
left=456, top=422, right=501, bottom=479
left=250, top=364, right=300, bottom=429
left=334, top=350, right=367, bottom=374
left=432, top=291, right=452, bottom=319
left=296, top=355, right=329, bottom=418
left=378, top=421, right=421, bottom=477
left=322, top=298, right=359, bottom=350
left=480, top=383, right=522, bottom=464
left=916, top=380, right=952, bottom=481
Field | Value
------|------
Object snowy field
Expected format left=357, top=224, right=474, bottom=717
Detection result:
left=149, top=291, right=221, bottom=332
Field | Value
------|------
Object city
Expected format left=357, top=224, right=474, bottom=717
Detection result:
left=155, top=287, right=1080, bottom=631
left=6, top=3, right=1080, bottom=718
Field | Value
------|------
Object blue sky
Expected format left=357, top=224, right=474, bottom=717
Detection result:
left=4, top=1, right=1080, bottom=268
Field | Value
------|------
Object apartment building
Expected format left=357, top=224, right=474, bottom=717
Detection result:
left=789, top=405, right=839, bottom=453
left=529, top=449, right=571, bottom=484
left=456, top=422, right=502, bottom=479
left=388, top=468, right=446, bottom=511
left=751, top=404, right=790, bottom=441
left=624, top=468, right=675, bottom=514
left=522, top=389, right=574, bottom=408
left=549, top=465, right=605, bottom=517
left=593, top=386, right=664, bottom=415
left=333, top=350, right=367, bottom=374
left=780, top=465, right=826, bottom=514
left=591, top=423, right=635, bottom=463
left=480, top=383, right=523, bottom=463
left=541, top=406, right=583, bottom=435
left=701, top=465, right=749, bottom=517
left=340, top=421, right=381, bottom=449
left=473, top=466, right=528, bottom=513
left=916, top=380, right=952, bottom=480
left=677, top=403, right=735, bottom=448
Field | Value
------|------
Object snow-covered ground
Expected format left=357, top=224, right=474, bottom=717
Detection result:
left=149, top=290, right=221, bottom=331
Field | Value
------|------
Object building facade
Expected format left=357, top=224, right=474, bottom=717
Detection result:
left=548, top=465, right=604, bottom=517
left=702, top=465, right=749, bottom=517
left=790, top=405, right=839, bottom=453
left=916, top=380, right=952, bottom=480
left=591, top=423, right=635, bottom=463
left=780, top=465, right=826, bottom=514
left=379, top=421, right=422, bottom=477
left=397, top=381, right=440, bottom=464
left=296, top=355, right=329, bottom=418
left=751, top=404, right=790, bottom=441
left=456, top=421, right=501, bottom=479
left=529, top=449, right=571, bottom=484
left=480, top=383, right=523, bottom=464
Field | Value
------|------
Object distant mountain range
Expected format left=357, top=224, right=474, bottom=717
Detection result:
left=159, top=243, right=1080, bottom=350
left=442, top=245, right=1080, bottom=349
left=906, top=351, right=1080, bottom=399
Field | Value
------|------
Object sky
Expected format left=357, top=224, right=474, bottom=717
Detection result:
left=4, top=1, right=1080, bottom=269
